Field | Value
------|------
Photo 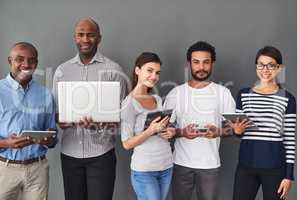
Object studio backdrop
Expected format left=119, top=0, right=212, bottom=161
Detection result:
left=0, top=0, right=296, bottom=199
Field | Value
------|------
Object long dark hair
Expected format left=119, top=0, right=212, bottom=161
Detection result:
left=130, top=52, right=162, bottom=93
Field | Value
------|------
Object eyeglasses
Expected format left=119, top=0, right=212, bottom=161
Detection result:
left=11, top=56, right=38, bottom=65
left=256, top=63, right=279, bottom=70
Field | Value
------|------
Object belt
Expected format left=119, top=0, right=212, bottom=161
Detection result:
left=0, top=155, right=46, bottom=165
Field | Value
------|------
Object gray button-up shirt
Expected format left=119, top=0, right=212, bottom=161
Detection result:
left=53, top=52, right=127, bottom=158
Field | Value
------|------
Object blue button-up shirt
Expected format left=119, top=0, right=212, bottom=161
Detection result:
left=0, top=74, right=56, bottom=160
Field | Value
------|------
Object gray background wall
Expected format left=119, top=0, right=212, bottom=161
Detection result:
left=0, top=0, right=296, bottom=199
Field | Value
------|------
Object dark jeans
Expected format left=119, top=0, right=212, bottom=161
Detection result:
left=172, top=164, right=220, bottom=200
left=233, top=165, right=285, bottom=200
left=61, top=149, right=116, bottom=200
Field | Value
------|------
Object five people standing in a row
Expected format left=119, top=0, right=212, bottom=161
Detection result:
left=0, top=18, right=295, bottom=200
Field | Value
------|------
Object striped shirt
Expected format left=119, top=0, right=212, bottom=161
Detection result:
left=52, top=52, right=127, bottom=158
left=236, top=88, right=296, bottom=180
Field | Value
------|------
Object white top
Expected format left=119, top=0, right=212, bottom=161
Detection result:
left=164, top=82, right=235, bottom=169
left=121, top=95, right=173, bottom=171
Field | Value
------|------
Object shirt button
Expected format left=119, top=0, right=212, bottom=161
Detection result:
left=79, top=141, right=82, bottom=144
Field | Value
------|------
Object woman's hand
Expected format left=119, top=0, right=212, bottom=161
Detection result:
left=147, top=116, right=169, bottom=136
left=226, top=118, right=254, bottom=135
left=278, top=178, right=292, bottom=199
left=159, top=127, right=176, bottom=139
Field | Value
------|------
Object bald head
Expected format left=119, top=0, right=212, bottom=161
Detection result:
left=74, top=18, right=101, bottom=35
left=10, top=42, right=38, bottom=58
left=73, top=18, right=102, bottom=63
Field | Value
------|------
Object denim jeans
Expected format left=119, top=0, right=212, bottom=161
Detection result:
left=131, top=167, right=173, bottom=200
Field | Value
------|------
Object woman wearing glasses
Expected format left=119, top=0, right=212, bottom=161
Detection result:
left=229, top=46, right=296, bottom=200
left=121, top=52, right=175, bottom=200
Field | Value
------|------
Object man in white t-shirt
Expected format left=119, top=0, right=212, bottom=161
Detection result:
left=164, top=41, right=235, bottom=200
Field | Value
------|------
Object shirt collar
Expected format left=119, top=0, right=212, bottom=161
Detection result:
left=6, top=73, right=34, bottom=90
left=70, top=51, right=105, bottom=66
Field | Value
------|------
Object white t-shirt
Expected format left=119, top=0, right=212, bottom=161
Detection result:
left=164, top=82, right=235, bottom=169
left=121, top=95, right=173, bottom=171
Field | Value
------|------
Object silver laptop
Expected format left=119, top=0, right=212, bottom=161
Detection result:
left=58, top=81, right=120, bottom=123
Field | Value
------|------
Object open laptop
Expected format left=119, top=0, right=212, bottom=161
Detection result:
left=58, top=81, right=120, bottom=123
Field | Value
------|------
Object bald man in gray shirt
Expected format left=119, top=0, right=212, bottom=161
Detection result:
left=52, top=18, right=127, bottom=200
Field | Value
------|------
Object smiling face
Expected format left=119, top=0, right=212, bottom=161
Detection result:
left=135, top=62, right=161, bottom=89
left=74, top=19, right=101, bottom=59
left=190, top=51, right=213, bottom=81
left=8, top=44, right=38, bottom=86
left=256, top=55, right=281, bottom=84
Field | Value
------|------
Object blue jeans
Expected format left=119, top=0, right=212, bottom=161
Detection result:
left=131, top=167, right=173, bottom=200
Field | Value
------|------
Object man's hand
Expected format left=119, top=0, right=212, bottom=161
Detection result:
left=32, top=136, right=56, bottom=146
left=78, top=116, right=99, bottom=129
left=58, top=122, right=74, bottom=129
left=278, top=178, right=292, bottom=199
left=78, top=116, right=119, bottom=130
left=181, top=124, right=199, bottom=139
left=4, top=134, right=33, bottom=148
left=30, top=129, right=57, bottom=147
left=204, top=124, right=220, bottom=139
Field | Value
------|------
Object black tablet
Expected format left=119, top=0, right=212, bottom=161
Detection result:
left=144, top=109, right=173, bottom=129
left=222, top=113, right=249, bottom=122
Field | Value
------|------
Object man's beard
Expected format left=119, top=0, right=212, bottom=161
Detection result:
left=191, top=69, right=212, bottom=81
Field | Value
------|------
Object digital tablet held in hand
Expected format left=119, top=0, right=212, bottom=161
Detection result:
left=19, top=130, right=56, bottom=140
left=222, top=113, right=249, bottom=122
left=144, top=109, right=173, bottom=129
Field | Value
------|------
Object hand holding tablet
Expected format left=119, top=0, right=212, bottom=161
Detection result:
left=222, top=113, right=256, bottom=135
left=144, top=109, right=173, bottom=130
left=18, top=130, right=56, bottom=143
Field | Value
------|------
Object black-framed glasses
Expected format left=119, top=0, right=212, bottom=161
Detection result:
left=256, top=63, right=279, bottom=70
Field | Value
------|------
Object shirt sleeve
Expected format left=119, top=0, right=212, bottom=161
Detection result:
left=283, top=93, right=296, bottom=180
left=111, top=64, right=128, bottom=101
left=163, top=87, right=178, bottom=125
left=52, top=67, right=63, bottom=113
left=121, top=97, right=137, bottom=141
left=45, top=91, right=58, bottom=148
left=223, top=88, right=236, bottom=113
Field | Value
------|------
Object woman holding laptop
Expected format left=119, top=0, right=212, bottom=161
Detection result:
left=228, top=46, right=296, bottom=200
left=121, top=52, right=175, bottom=200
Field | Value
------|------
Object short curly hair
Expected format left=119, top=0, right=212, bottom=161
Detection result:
left=187, top=41, right=216, bottom=62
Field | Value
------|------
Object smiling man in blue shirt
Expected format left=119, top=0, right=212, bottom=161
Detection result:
left=0, top=42, right=57, bottom=200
